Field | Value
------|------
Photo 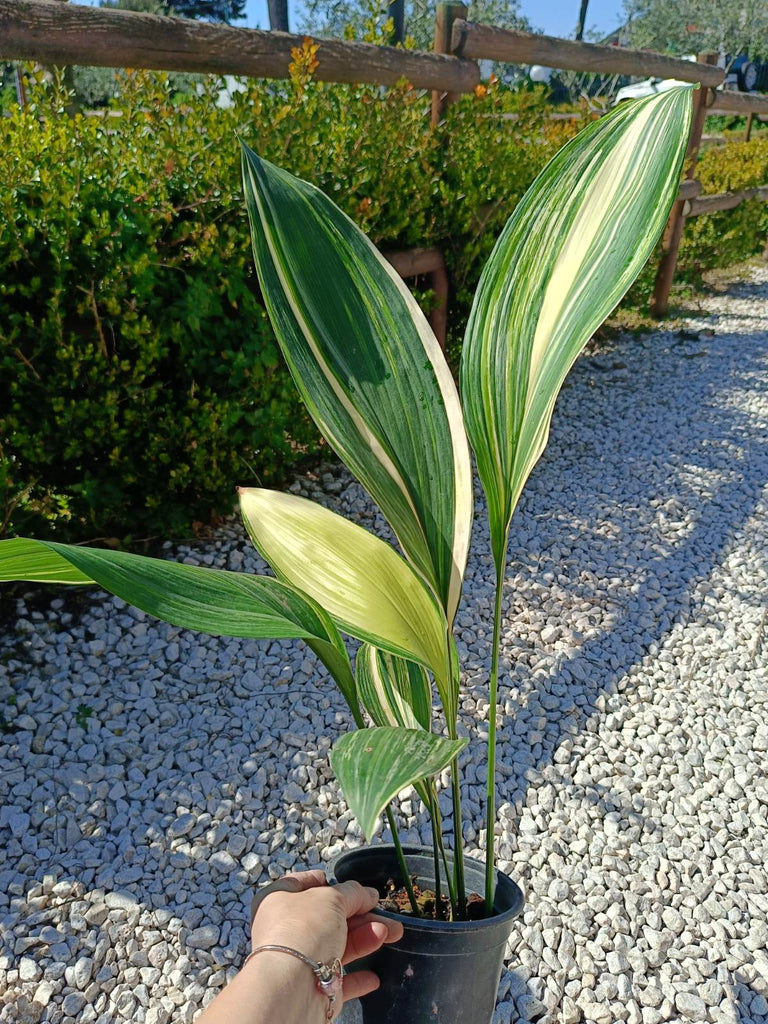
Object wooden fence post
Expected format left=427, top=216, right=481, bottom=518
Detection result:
left=650, top=52, right=718, bottom=318
left=431, top=2, right=467, bottom=127
left=745, top=112, right=754, bottom=142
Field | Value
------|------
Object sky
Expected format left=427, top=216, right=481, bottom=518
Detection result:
left=237, top=0, right=627, bottom=39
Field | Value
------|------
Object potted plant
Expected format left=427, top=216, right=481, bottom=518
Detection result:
left=0, top=86, right=693, bottom=1023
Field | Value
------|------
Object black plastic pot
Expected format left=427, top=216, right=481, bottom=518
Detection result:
left=331, top=845, right=524, bottom=1024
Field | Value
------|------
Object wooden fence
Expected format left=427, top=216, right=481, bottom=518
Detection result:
left=3, top=0, right=768, bottom=322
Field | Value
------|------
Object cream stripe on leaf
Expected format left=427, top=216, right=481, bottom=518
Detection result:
left=330, top=727, right=467, bottom=840
left=241, top=146, right=472, bottom=624
left=356, top=645, right=435, bottom=812
left=0, top=538, right=357, bottom=709
left=461, top=88, right=693, bottom=572
left=356, top=644, right=432, bottom=732
left=238, top=488, right=453, bottom=714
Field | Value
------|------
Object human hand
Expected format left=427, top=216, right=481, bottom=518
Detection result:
left=250, top=869, right=404, bottom=1013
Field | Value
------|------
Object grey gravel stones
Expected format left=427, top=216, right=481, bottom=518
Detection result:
left=186, top=926, right=220, bottom=950
left=2, top=268, right=768, bottom=1024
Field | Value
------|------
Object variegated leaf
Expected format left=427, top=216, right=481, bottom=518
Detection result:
left=0, top=538, right=357, bottom=709
left=461, top=88, right=694, bottom=571
left=241, top=146, right=472, bottom=623
left=356, top=644, right=432, bottom=731
left=330, top=726, right=467, bottom=839
left=238, top=488, right=454, bottom=712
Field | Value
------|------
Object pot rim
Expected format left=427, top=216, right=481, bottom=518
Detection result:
left=328, top=843, right=524, bottom=933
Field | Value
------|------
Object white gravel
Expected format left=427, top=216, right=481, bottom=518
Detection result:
left=1, top=265, right=767, bottom=1024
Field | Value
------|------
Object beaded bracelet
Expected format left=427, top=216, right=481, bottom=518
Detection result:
left=243, top=944, right=344, bottom=1021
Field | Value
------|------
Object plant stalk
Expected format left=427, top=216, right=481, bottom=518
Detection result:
left=450, top=760, right=467, bottom=918
left=484, top=568, right=505, bottom=915
left=447, top=645, right=468, bottom=918
left=386, top=805, right=420, bottom=917
left=429, top=782, right=458, bottom=918
left=428, top=791, right=443, bottom=916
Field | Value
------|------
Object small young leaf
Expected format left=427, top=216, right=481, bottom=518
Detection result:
left=330, top=727, right=467, bottom=839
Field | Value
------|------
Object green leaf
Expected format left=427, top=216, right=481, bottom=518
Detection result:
left=241, top=145, right=472, bottom=623
left=356, top=644, right=432, bottom=731
left=0, top=538, right=357, bottom=709
left=330, top=726, right=467, bottom=839
left=0, top=538, right=93, bottom=584
left=461, top=88, right=694, bottom=572
left=238, top=488, right=454, bottom=711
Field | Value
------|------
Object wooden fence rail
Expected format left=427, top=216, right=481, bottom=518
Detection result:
left=708, top=90, right=768, bottom=116
left=385, top=248, right=449, bottom=348
left=0, top=0, right=729, bottom=93
left=685, top=185, right=768, bottom=218
left=0, top=0, right=479, bottom=93
left=1, top=0, right=766, bottom=321
left=451, top=22, right=725, bottom=87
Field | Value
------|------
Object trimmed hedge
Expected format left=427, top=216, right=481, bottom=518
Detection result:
left=679, top=136, right=768, bottom=280
left=1, top=67, right=766, bottom=542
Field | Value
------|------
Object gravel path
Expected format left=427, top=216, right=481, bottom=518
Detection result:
left=1, top=266, right=767, bottom=1024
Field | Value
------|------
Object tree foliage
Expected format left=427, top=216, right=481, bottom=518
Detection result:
left=2, top=66, right=763, bottom=543
left=101, top=0, right=246, bottom=23
left=622, top=0, right=768, bottom=61
left=169, top=0, right=246, bottom=21
left=299, top=0, right=533, bottom=50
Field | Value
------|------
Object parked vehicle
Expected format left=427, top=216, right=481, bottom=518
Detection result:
left=614, top=54, right=768, bottom=105
left=614, top=75, right=691, bottom=103
left=724, top=55, right=768, bottom=92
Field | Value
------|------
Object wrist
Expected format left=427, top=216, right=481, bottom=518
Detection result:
left=241, top=948, right=326, bottom=1024
left=250, top=926, right=338, bottom=967
left=196, top=946, right=324, bottom=1024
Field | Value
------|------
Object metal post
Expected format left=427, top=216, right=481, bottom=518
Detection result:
left=650, top=52, right=718, bottom=319
left=388, top=0, right=405, bottom=46
left=14, top=66, right=27, bottom=107
left=431, top=2, right=467, bottom=127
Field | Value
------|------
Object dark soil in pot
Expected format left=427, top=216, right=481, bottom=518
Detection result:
left=331, top=845, right=524, bottom=1024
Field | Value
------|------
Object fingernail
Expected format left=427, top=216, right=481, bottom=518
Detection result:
left=366, top=886, right=380, bottom=900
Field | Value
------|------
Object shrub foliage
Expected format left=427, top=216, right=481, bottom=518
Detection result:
left=1, top=66, right=765, bottom=541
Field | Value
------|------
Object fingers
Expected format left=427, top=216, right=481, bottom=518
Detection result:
left=347, top=913, right=404, bottom=945
left=343, top=920, right=394, bottom=964
left=341, top=969, right=380, bottom=1004
left=278, top=869, right=329, bottom=891
left=250, top=869, right=329, bottom=925
left=331, top=880, right=381, bottom=920
left=344, top=914, right=404, bottom=966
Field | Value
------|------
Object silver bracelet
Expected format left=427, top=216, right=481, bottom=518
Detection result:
left=243, top=944, right=344, bottom=1021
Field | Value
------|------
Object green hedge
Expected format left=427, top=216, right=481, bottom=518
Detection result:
left=1, top=67, right=765, bottom=542
left=678, top=136, right=768, bottom=281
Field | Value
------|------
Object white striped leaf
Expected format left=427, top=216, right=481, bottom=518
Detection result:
left=0, top=537, right=357, bottom=709
left=461, top=88, right=694, bottom=571
left=241, top=146, right=472, bottom=623
left=238, top=488, right=454, bottom=711
left=356, top=646, right=434, bottom=811
left=356, top=644, right=432, bottom=731
left=330, top=726, right=467, bottom=839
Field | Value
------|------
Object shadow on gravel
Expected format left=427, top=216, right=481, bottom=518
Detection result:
left=734, top=976, right=768, bottom=1024
left=705, top=278, right=768, bottom=302
left=493, top=323, right=768, bottom=813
